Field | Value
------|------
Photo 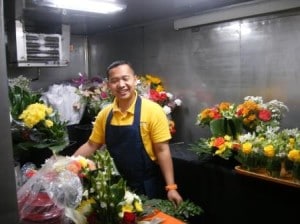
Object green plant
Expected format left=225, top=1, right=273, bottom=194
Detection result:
left=9, top=76, right=68, bottom=155
left=141, top=197, right=203, bottom=222
left=8, top=83, right=42, bottom=120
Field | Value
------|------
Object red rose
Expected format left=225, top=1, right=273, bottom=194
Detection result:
left=123, top=212, right=136, bottom=224
left=213, top=137, right=225, bottom=147
left=258, top=109, right=272, bottom=122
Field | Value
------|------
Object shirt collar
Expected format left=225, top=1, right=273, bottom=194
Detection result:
left=112, top=91, right=138, bottom=114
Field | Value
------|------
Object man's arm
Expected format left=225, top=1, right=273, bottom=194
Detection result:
left=153, top=141, right=183, bottom=205
left=73, top=140, right=102, bottom=157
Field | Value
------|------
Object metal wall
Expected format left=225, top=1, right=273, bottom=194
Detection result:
left=89, top=10, right=300, bottom=144
left=0, top=0, right=19, bottom=222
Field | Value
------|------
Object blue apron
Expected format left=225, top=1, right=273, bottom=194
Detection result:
left=105, top=96, right=164, bottom=198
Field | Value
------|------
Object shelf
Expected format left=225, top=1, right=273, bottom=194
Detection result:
left=234, top=166, right=300, bottom=188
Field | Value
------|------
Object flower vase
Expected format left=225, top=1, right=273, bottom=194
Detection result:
left=210, top=117, right=242, bottom=139
left=266, top=158, right=282, bottom=178
left=292, top=163, right=300, bottom=183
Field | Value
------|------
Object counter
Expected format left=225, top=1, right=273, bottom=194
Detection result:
left=170, top=143, right=300, bottom=224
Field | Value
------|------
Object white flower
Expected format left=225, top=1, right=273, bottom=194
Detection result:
left=124, top=190, right=135, bottom=204
left=166, top=92, right=173, bottom=100
left=174, top=98, right=182, bottom=106
left=163, top=105, right=171, bottom=115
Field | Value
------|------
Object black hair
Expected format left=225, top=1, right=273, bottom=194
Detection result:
left=105, top=60, right=135, bottom=78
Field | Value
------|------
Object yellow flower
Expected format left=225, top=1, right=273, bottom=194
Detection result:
left=19, top=103, right=52, bottom=128
left=242, top=142, right=253, bottom=154
left=77, top=156, right=89, bottom=168
left=155, top=84, right=164, bottom=92
left=77, top=198, right=95, bottom=215
left=134, top=200, right=143, bottom=212
left=44, top=119, right=53, bottom=128
left=263, top=144, right=275, bottom=157
left=122, top=204, right=134, bottom=213
left=288, top=149, right=300, bottom=162
left=145, top=74, right=161, bottom=84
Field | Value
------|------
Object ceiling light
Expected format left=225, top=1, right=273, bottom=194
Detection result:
left=42, top=0, right=126, bottom=14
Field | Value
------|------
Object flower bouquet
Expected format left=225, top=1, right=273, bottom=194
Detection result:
left=73, top=73, right=114, bottom=122
left=9, top=76, right=69, bottom=166
left=17, top=155, right=95, bottom=224
left=192, top=96, right=289, bottom=167
left=137, top=74, right=182, bottom=134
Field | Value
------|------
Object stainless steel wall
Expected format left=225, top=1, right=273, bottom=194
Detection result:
left=0, top=0, right=19, bottom=222
left=89, top=10, right=300, bottom=144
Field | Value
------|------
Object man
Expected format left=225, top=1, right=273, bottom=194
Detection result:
left=74, top=60, right=182, bottom=205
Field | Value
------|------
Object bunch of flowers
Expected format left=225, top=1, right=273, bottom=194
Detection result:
left=137, top=74, right=182, bottom=134
left=8, top=75, right=42, bottom=121
left=17, top=155, right=95, bottom=224
left=77, top=149, right=144, bottom=224
left=196, top=101, right=238, bottom=127
left=13, top=102, right=69, bottom=154
left=235, top=132, right=266, bottom=170
left=236, top=128, right=300, bottom=177
left=9, top=76, right=69, bottom=155
left=236, top=96, right=289, bottom=134
left=191, top=135, right=240, bottom=160
left=138, top=74, right=182, bottom=115
left=194, top=96, right=289, bottom=164
left=77, top=149, right=203, bottom=224
left=73, top=73, right=113, bottom=120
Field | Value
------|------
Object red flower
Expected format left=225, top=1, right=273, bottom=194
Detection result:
left=258, top=109, right=272, bottom=122
left=123, top=212, right=136, bottom=224
left=212, top=137, right=225, bottom=147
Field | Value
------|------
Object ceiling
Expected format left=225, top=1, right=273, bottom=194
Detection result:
left=11, top=0, right=258, bottom=35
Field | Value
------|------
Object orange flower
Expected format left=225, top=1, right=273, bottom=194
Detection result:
left=67, top=160, right=82, bottom=174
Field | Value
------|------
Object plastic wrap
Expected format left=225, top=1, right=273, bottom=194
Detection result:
left=17, top=156, right=85, bottom=223
left=41, top=84, right=85, bottom=125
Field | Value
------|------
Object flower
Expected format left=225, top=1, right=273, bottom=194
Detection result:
left=77, top=149, right=132, bottom=224
left=73, top=73, right=113, bottom=120
left=197, top=96, right=288, bottom=135
left=17, top=155, right=95, bottom=224
left=137, top=74, right=182, bottom=134
left=196, top=101, right=238, bottom=127
left=13, top=102, right=69, bottom=154
left=9, top=76, right=69, bottom=155
left=8, top=75, right=42, bottom=121
left=137, top=74, right=182, bottom=115
left=118, top=190, right=143, bottom=219
left=236, top=96, right=288, bottom=134
left=193, top=96, right=289, bottom=164
left=191, top=135, right=240, bottom=160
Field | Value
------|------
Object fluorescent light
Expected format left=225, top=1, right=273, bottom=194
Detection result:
left=45, top=0, right=126, bottom=14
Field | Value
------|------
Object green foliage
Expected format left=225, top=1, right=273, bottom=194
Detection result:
left=141, top=197, right=204, bottom=222
left=189, top=138, right=213, bottom=157
left=81, top=150, right=126, bottom=223
left=8, top=85, right=42, bottom=120
left=9, top=76, right=68, bottom=155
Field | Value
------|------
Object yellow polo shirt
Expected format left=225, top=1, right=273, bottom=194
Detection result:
left=89, top=93, right=171, bottom=161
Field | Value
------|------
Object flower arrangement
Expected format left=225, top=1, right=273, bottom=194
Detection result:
left=17, top=155, right=95, bottom=224
left=77, top=149, right=143, bottom=224
left=192, top=96, right=289, bottom=168
left=73, top=73, right=113, bottom=120
left=73, top=73, right=182, bottom=134
left=196, top=96, right=288, bottom=136
left=9, top=76, right=69, bottom=155
left=236, top=96, right=289, bottom=134
left=196, top=101, right=238, bottom=127
left=137, top=74, right=182, bottom=134
left=18, top=149, right=203, bottom=223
